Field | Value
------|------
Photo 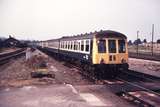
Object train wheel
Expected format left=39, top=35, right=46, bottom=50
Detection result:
left=94, top=66, right=101, bottom=80
left=89, top=65, right=96, bottom=79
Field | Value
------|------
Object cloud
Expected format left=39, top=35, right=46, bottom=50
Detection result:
left=0, top=0, right=159, bottom=41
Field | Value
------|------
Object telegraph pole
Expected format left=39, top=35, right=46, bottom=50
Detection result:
left=137, top=30, right=139, bottom=55
left=151, top=24, right=154, bottom=56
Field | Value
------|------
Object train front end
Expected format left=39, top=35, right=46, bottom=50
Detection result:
left=92, top=31, right=128, bottom=77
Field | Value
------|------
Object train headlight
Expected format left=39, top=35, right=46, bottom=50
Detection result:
left=100, top=58, right=104, bottom=64
left=121, top=58, right=126, bottom=63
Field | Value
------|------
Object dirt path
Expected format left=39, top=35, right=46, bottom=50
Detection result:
left=0, top=49, right=93, bottom=88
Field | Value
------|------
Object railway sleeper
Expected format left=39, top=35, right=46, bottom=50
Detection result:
left=118, top=92, right=155, bottom=107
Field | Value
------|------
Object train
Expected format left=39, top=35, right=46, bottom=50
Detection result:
left=34, top=30, right=129, bottom=78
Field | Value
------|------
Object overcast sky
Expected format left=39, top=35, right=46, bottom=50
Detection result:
left=0, top=0, right=160, bottom=41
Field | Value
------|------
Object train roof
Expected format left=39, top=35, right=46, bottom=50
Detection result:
left=95, top=30, right=127, bottom=39
left=60, top=30, right=127, bottom=41
left=44, top=30, right=127, bottom=42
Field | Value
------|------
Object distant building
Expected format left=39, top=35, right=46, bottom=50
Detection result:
left=3, top=36, right=21, bottom=47
left=141, top=42, right=160, bottom=50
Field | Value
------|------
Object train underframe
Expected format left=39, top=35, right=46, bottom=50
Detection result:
left=40, top=47, right=129, bottom=79
left=93, top=63, right=128, bottom=79
left=58, top=54, right=129, bottom=79
left=80, top=62, right=129, bottom=79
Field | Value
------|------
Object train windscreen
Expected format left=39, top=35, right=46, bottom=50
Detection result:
left=108, top=40, right=116, bottom=53
left=118, top=40, right=126, bottom=53
left=98, top=40, right=106, bottom=53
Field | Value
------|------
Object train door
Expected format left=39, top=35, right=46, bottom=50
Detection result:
left=108, top=39, right=117, bottom=63
left=92, top=37, right=108, bottom=64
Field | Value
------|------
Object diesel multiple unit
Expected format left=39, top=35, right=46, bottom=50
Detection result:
left=36, top=30, right=129, bottom=78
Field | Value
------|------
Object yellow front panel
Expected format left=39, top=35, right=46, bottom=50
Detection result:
left=92, top=37, right=128, bottom=64
left=92, top=37, right=109, bottom=64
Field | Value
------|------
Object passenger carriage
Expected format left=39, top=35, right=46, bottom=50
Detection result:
left=38, top=30, right=129, bottom=78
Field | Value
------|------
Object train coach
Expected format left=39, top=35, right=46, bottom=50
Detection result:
left=37, top=30, right=129, bottom=78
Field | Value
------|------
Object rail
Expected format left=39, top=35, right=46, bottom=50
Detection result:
left=129, top=52, right=160, bottom=61
left=0, top=48, right=26, bottom=65
left=116, top=71, right=160, bottom=107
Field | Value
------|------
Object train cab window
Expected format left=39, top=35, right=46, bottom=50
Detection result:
left=118, top=40, right=126, bottom=53
left=108, top=40, right=116, bottom=53
left=98, top=40, right=106, bottom=53
left=81, top=40, right=84, bottom=51
left=85, top=40, right=89, bottom=52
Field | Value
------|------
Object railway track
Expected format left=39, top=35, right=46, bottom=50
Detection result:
left=114, top=71, right=160, bottom=107
left=116, top=79, right=160, bottom=107
left=39, top=48, right=160, bottom=107
left=129, top=52, right=160, bottom=61
left=0, top=48, right=26, bottom=65
left=118, top=70, right=160, bottom=82
left=65, top=63, right=160, bottom=107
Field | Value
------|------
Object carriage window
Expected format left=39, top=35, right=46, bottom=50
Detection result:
left=66, top=42, right=68, bottom=49
left=65, top=42, right=67, bottom=49
left=77, top=42, right=80, bottom=50
left=69, top=41, right=71, bottom=49
left=71, top=41, right=73, bottom=50
left=98, top=40, right=106, bottom=53
left=75, top=42, right=78, bottom=50
left=70, top=41, right=72, bottom=50
left=118, top=40, right=126, bottom=53
left=60, top=42, right=62, bottom=48
left=108, top=40, right=116, bottom=53
left=62, top=42, right=64, bottom=48
left=65, top=41, right=67, bottom=49
left=74, top=41, right=76, bottom=50
left=68, top=41, right=70, bottom=49
left=85, top=40, right=89, bottom=52
left=81, top=40, right=84, bottom=51
left=61, top=42, right=63, bottom=48
left=77, top=42, right=79, bottom=50
left=68, top=42, right=69, bottom=49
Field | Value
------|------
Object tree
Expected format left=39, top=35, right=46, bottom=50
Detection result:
left=143, top=39, right=147, bottom=43
left=128, top=40, right=132, bottom=45
left=133, top=38, right=142, bottom=45
left=157, top=39, right=160, bottom=43
left=0, top=37, right=5, bottom=48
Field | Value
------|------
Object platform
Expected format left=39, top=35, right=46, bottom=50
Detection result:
left=0, top=85, right=135, bottom=107
left=129, top=58, right=160, bottom=78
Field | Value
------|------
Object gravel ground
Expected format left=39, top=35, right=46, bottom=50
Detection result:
left=0, top=85, right=136, bottom=107
left=0, top=49, right=137, bottom=107
left=129, top=58, right=160, bottom=77
left=1, top=49, right=159, bottom=88
left=0, top=49, right=93, bottom=88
